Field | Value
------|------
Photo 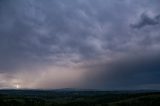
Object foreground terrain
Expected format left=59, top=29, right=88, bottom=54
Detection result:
left=0, top=90, right=160, bottom=106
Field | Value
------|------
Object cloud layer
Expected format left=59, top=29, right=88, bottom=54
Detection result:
left=0, top=0, right=160, bottom=89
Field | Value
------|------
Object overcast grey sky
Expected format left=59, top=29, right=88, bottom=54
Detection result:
left=0, top=0, right=160, bottom=90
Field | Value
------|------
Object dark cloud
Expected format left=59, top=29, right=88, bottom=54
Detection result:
left=131, top=12, right=160, bottom=29
left=0, top=0, right=134, bottom=72
left=0, top=0, right=160, bottom=89
left=82, top=53, right=160, bottom=90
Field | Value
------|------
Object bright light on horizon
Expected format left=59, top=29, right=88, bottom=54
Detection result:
left=16, top=84, right=20, bottom=89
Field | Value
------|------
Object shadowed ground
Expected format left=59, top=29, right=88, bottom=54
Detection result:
left=0, top=90, right=160, bottom=106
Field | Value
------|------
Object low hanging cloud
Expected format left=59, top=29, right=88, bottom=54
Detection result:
left=131, top=12, right=160, bottom=29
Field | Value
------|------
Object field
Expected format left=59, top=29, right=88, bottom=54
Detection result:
left=0, top=90, right=160, bottom=106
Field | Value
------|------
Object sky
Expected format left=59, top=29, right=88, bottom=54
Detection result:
left=0, top=0, right=160, bottom=90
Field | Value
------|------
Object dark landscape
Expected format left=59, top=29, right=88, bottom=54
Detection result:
left=0, top=90, right=160, bottom=106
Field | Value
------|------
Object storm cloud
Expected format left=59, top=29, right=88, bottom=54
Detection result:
left=131, top=12, right=160, bottom=29
left=82, top=53, right=160, bottom=90
left=0, top=0, right=160, bottom=89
